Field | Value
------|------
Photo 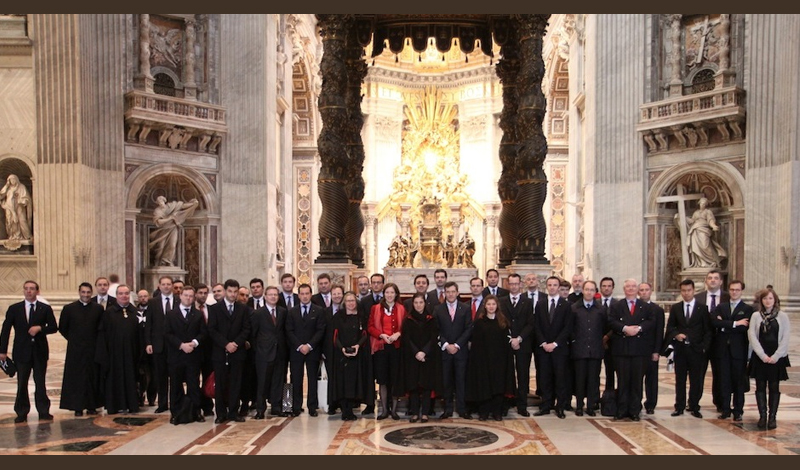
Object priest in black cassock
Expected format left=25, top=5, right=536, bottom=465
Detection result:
left=59, top=282, right=104, bottom=416
left=99, top=285, right=141, bottom=414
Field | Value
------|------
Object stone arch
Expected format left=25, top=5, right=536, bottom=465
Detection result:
left=126, top=163, right=218, bottom=214
left=647, top=161, right=744, bottom=215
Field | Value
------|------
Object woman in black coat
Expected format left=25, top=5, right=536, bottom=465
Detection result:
left=466, top=295, right=516, bottom=421
left=398, top=293, right=441, bottom=423
left=330, top=292, right=371, bottom=421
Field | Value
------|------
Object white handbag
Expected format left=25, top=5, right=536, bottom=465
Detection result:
left=318, top=362, right=329, bottom=413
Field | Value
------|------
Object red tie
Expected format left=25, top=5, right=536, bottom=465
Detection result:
left=471, top=299, right=478, bottom=320
left=629, top=300, right=636, bottom=316
left=439, top=290, right=445, bottom=304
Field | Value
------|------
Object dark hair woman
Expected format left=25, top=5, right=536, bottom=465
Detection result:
left=465, top=295, right=516, bottom=421
left=368, top=283, right=405, bottom=420
left=748, top=288, right=791, bottom=429
left=398, top=292, right=442, bottom=423
left=330, top=292, right=372, bottom=421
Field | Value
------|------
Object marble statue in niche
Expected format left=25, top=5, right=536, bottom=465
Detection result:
left=682, top=197, right=727, bottom=268
left=0, top=174, right=32, bottom=242
left=149, top=195, right=199, bottom=266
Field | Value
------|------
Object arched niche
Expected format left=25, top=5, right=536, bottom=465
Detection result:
left=126, top=164, right=218, bottom=289
left=0, top=156, right=34, bottom=253
left=646, top=161, right=745, bottom=293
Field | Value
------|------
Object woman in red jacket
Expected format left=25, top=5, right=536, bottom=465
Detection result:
left=368, top=283, right=405, bottom=420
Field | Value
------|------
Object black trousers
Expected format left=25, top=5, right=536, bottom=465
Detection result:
left=513, top=348, right=532, bottom=410
left=573, top=358, right=602, bottom=410
left=718, top=351, right=747, bottom=415
left=138, top=353, right=156, bottom=406
left=477, top=394, right=504, bottom=418
left=643, top=356, right=659, bottom=411
left=169, top=359, right=201, bottom=416
left=289, top=351, right=320, bottom=412
left=536, top=350, right=569, bottom=411
left=441, top=351, right=468, bottom=415
left=199, top=352, right=214, bottom=414
left=709, top=354, right=721, bottom=409
left=153, top=351, right=170, bottom=409
left=255, top=359, right=278, bottom=414
left=15, top=356, right=50, bottom=418
left=213, top=358, right=244, bottom=419
left=239, top=350, right=257, bottom=411
left=673, top=343, right=707, bottom=412
left=603, top=348, right=615, bottom=392
left=408, top=388, right=432, bottom=416
left=615, top=355, right=648, bottom=417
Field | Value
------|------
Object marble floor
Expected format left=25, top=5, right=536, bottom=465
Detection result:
left=1, top=317, right=798, bottom=455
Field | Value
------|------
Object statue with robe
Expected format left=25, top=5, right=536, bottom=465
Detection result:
left=148, top=196, right=199, bottom=267
left=0, top=174, right=32, bottom=241
left=684, top=197, right=727, bottom=268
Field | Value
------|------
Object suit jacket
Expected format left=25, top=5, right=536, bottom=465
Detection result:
left=145, top=293, right=178, bottom=354
left=285, top=303, right=326, bottom=357
left=694, top=290, right=730, bottom=312
left=647, top=302, right=666, bottom=356
left=91, top=295, right=117, bottom=310
left=207, top=300, right=252, bottom=362
left=277, top=292, right=300, bottom=310
left=664, top=301, right=713, bottom=355
left=570, top=300, right=607, bottom=359
left=711, top=300, right=753, bottom=360
left=322, top=304, right=342, bottom=359
left=433, top=301, right=472, bottom=352
left=250, top=305, right=286, bottom=364
left=0, top=300, right=58, bottom=363
left=310, top=293, right=330, bottom=309
left=567, top=291, right=583, bottom=304
left=360, top=294, right=382, bottom=317
left=499, top=295, right=534, bottom=348
left=164, top=305, right=207, bottom=365
left=404, top=295, right=438, bottom=317
left=607, top=298, right=655, bottom=357
left=246, top=297, right=267, bottom=310
left=534, top=296, right=573, bottom=355
left=464, top=297, right=487, bottom=322
left=482, top=286, right=509, bottom=299
left=426, top=288, right=446, bottom=308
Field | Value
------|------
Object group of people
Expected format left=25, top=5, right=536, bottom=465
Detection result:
left=0, top=267, right=790, bottom=431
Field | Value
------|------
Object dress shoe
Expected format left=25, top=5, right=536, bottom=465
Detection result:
left=376, top=412, right=389, bottom=420
left=586, top=409, right=596, bottom=417
left=148, top=402, right=156, bottom=407
left=517, top=409, right=530, bottom=417
left=87, top=409, right=98, bottom=415
left=195, top=414, right=205, bottom=423
left=39, top=414, right=54, bottom=421
left=690, top=410, right=703, bottom=419
left=733, top=413, right=742, bottom=422
left=645, top=408, right=654, bottom=415
left=533, top=409, right=550, bottom=417
left=671, top=410, right=684, bottom=417
left=214, top=417, right=226, bottom=424
left=254, top=412, right=265, bottom=420
left=390, top=410, right=400, bottom=420
left=420, top=416, right=429, bottom=423
left=563, top=404, right=573, bottom=411
left=328, top=409, right=337, bottom=416
left=204, top=410, right=215, bottom=417
left=362, top=406, right=374, bottom=415
left=478, top=415, right=487, bottom=421
left=170, top=417, right=177, bottom=425
left=292, top=410, right=302, bottom=417
left=232, top=416, right=246, bottom=422
left=593, top=403, right=600, bottom=411
left=14, top=416, right=27, bottom=423
left=154, top=407, right=168, bottom=414
left=555, top=409, right=566, bottom=419
left=631, top=415, right=641, bottom=422
left=410, top=415, right=419, bottom=423
left=493, top=414, right=503, bottom=421
left=460, top=413, right=473, bottom=420
left=74, top=411, right=84, bottom=417
left=613, top=415, right=625, bottom=421
left=718, top=411, right=731, bottom=419
left=575, top=408, right=584, bottom=417
left=309, top=410, right=318, bottom=417
left=439, top=412, right=452, bottom=419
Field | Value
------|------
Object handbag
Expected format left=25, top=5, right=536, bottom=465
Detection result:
left=318, top=363, right=329, bottom=413
left=203, top=371, right=216, bottom=399
left=0, top=357, right=17, bottom=378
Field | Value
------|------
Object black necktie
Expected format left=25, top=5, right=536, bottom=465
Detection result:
left=286, top=295, right=293, bottom=308
left=512, top=296, right=518, bottom=307
left=165, top=297, right=171, bottom=313
left=302, top=305, right=308, bottom=318
left=604, top=299, right=609, bottom=309
left=228, top=303, right=233, bottom=316
left=28, top=302, right=34, bottom=324
left=710, top=294, right=717, bottom=312
left=183, top=308, right=189, bottom=320
left=270, top=308, right=276, bottom=325
left=686, top=303, right=691, bottom=321
left=549, top=298, right=555, bottom=322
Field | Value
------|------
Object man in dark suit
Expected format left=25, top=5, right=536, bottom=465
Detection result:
left=193, top=284, right=215, bottom=416
left=570, top=281, right=606, bottom=416
left=360, top=273, right=385, bottom=315
left=286, top=283, right=326, bottom=417
left=534, top=276, right=574, bottom=419
left=404, top=274, right=437, bottom=314
left=207, top=279, right=252, bottom=423
left=694, top=269, right=730, bottom=413
left=482, top=268, right=509, bottom=298
left=523, top=273, right=545, bottom=398
left=567, top=273, right=585, bottom=304
left=239, top=278, right=267, bottom=416
left=277, top=273, right=300, bottom=310
left=145, top=275, right=177, bottom=413
left=250, top=286, right=287, bottom=419
left=433, top=281, right=472, bottom=419
left=322, top=284, right=344, bottom=415
left=665, top=279, right=713, bottom=418
left=92, top=276, right=117, bottom=310
left=711, top=280, right=752, bottom=421
left=467, top=277, right=486, bottom=321
left=356, top=275, right=371, bottom=301
left=499, top=273, right=534, bottom=416
left=310, top=273, right=333, bottom=309
left=0, top=280, right=58, bottom=423
left=638, top=282, right=665, bottom=415
left=598, top=276, right=616, bottom=401
left=426, top=269, right=448, bottom=307
left=607, top=279, right=654, bottom=421
left=164, top=286, right=207, bottom=424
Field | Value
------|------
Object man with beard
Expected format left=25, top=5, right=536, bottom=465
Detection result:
left=100, top=285, right=141, bottom=414
left=59, top=283, right=104, bottom=416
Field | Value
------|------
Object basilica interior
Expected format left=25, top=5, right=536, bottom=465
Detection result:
left=0, top=14, right=797, bottom=455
